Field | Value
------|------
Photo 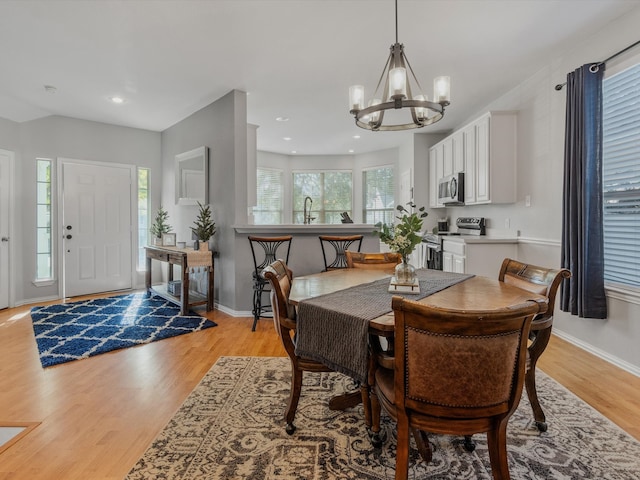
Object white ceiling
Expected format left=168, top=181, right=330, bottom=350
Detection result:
left=1, top=0, right=638, bottom=156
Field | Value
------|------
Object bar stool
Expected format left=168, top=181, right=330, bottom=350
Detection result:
left=319, top=234, right=363, bottom=271
left=248, top=235, right=292, bottom=331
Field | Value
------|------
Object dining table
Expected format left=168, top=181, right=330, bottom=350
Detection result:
left=288, top=268, right=549, bottom=428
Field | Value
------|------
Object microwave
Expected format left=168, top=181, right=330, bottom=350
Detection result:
left=438, top=172, right=465, bottom=205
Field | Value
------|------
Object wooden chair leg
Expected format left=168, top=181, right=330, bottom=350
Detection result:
left=360, top=384, right=371, bottom=429
left=395, top=415, right=411, bottom=480
left=526, top=326, right=553, bottom=431
left=285, top=364, right=303, bottom=435
left=369, top=388, right=383, bottom=448
left=486, top=421, right=511, bottom=480
left=411, top=428, right=432, bottom=462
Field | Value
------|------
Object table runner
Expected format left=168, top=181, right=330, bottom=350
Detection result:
left=294, top=269, right=474, bottom=383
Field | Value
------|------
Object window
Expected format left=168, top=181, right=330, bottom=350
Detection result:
left=292, top=171, right=352, bottom=224
left=255, top=167, right=283, bottom=224
left=363, top=166, right=394, bottom=224
left=36, top=158, right=53, bottom=281
left=602, top=62, right=640, bottom=288
left=137, top=168, right=150, bottom=269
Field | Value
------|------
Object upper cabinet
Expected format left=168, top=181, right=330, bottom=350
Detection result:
left=428, top=111, right=517, bottom=208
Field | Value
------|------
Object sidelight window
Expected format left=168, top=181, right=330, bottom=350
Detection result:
left=35, top=158, right=53, bottom=281
left=137, top=168, right=149, bottom=270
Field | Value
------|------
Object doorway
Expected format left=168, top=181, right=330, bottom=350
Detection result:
left=0, top=149, right=13, bottom=309
left=60, top=159, right=135, bottom=298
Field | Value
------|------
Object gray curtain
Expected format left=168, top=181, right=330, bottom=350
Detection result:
left=560, top=63, right=607, bottom=318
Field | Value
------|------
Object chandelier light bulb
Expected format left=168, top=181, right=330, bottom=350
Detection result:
left=434, top=76, right=451, bottom=104
left=414, top=94, right=428, bottom=120
left=389, top=67, right=407, bottom=99
left=349, top=85, right=365, bottom=112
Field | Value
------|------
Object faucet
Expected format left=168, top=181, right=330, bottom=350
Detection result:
left=303, top=196, right=315, bottom=224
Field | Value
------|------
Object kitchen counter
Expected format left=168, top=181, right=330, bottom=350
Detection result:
left=441, top=235, right=518, bottom=244
left=233, top=223, right=376, bottom=234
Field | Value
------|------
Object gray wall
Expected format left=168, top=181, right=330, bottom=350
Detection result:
left=1, top=115, right=161, bottom=304
left=160, top=90, right=248, bottom=311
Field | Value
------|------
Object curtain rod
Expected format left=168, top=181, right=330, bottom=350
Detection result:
left=554, top=39, right=640, bottom=90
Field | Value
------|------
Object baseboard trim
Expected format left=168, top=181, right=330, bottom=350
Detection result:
left=14, top=295, right=59, bottom=307
left=214, top=303, right=252, bottom=318
left=553, top=329, right=640, bottom=377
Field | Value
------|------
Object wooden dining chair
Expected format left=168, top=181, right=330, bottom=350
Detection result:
left=261, top=259, right=334, bottom=435
left=248, top=235, right=292, bottom=331
left=319, top=235, right=363, bottom=271
left=345, top=250, right=401, bottom=272
left=370, top=296, right=539, bottom=480
left=498, top=258, right=571, bottom=431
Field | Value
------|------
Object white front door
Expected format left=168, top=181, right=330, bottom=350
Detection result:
left=0, top=149, right=12, bottom=309
left=62, top=160, right=134, bottom=297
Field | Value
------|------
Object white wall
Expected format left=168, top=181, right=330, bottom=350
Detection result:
left=434, top=7, right=640, bottom=373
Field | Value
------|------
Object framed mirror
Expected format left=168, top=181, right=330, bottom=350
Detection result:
left=175, top=146, right=208, bottom=205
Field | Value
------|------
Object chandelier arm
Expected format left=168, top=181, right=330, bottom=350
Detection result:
left=402, top=51, right=427, bottom=99
left=372, top=51, right=394, bottom=100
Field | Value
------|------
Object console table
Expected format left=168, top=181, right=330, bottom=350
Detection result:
left=144, top=245, right=214, bottom=315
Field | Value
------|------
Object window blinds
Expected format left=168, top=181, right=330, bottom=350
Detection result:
left=603, top=63, right=640, bottom=287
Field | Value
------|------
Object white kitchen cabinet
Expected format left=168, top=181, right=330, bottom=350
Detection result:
left=470, top=111, right=517, bottom=205
left=463, top=124, right=476, bottom=204
left=442, top=239, right=465, bottom=273
left=442, top=137, right=453, bottom=177
left=452, top=130, right=465, bottom=174
left=442, top=252, right=454, bottom=272
left=442, top=237, right=518, bottom=277
left=429, top=144, right=445, bottom=208
left=428, top=111, right=517, bottom=207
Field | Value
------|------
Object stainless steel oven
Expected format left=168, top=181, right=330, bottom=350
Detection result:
left=423, top=233, right=443, bottom=270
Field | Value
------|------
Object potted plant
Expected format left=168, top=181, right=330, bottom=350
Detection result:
left=375, top=202, right=428, bottom=283
left=150, top=205, right=173, bottom=246
left=191, top=201, right=216, bottom=251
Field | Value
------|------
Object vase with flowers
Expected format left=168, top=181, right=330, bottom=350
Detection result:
left=375, top=202, right=428, bottom=284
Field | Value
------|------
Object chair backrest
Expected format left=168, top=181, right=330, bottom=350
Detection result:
left=498, top=258, right=571, bottom=322
left=248, top=235, right=293, bottom=275
left=319, top=235, right=363, bottom=271
left=345, top=250, right=401, bottom=272
left=261, top=259, right=297, bottom=357
left=392, top=296, right=539, bottom=420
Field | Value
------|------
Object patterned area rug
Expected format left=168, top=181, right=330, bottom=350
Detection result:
left=127, top=356, right=640, bottom=479
left=31, top=293, right=216, bottom=368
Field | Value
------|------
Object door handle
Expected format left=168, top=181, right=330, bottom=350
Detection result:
left=1, top=237, right=8, bottom=242
left=66, top=234, right=72, bottom=239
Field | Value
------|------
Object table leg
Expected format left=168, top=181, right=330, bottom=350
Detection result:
left=181, top=263, right=189, bottom=316
left=145, top=254, right=152, bottom=297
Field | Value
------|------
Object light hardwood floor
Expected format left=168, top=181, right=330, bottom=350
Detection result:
left=0, top=293, right=639, bottom=480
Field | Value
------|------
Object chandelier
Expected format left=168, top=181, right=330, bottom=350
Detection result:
left=348, top=0, right=451, bottom=131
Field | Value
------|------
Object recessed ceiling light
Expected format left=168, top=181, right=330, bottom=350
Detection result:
left=283, top=137, right=292, bottom=141
left=348, top=149, right=355, bottom=153
left=353, top=135, right=361, bottom=139
left=276, top=116, right=289, bottom=122
left=110, top=96, right=124, bottom=104
left=291, top=150, right=297, bottom=154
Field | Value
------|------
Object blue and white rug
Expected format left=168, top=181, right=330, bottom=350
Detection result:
left=30, top=293, right=217, bottom=368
